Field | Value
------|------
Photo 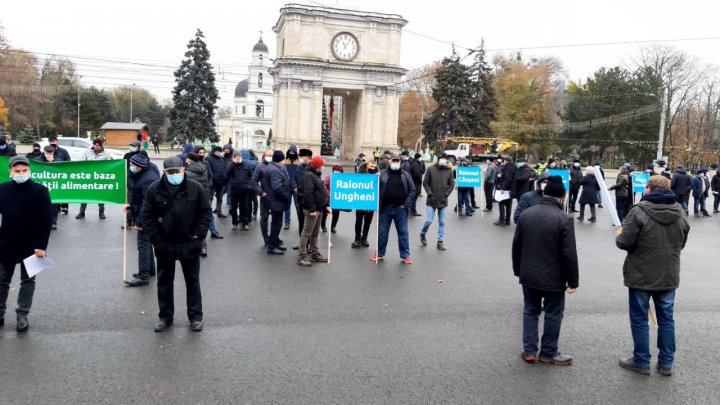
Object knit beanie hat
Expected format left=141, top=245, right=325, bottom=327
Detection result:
left=310, top=156, right=325, bottom=169
left=187, top=152, right=200, bottom=162
left=543, top=176, right=565, bottom=198
left=272, top=150, right=285, bottom=163
left=233, top=150, right=242, bottom=158
left=130, top=153, right=149, bottom=168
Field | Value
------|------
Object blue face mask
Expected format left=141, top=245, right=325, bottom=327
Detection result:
left=0, top=145, right=6, bottom=150
left=129, top=166, right=139, bottom=174
left=166, top=173, right=184, bottom=185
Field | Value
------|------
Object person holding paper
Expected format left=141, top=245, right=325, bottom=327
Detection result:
left=494, top=156, right=517, bottom=226
left=0, top=156, right=53, bottom=332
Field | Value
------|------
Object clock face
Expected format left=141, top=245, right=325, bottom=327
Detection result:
left=331, top=32, right=359, bottom=62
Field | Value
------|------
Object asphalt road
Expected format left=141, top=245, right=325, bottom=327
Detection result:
left=1, top=192, right=719, bottom=404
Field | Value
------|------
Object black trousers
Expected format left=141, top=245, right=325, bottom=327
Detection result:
left=212, top=184, right=224, bottom=212
left=155, top=249, right=202, bottom=322
left=153, top=144, right=160, bottom=154
left=522, top=286, right=566, bottom=358
left=0, top=261, right=35, bottom=318
left=260, top=197, right=270, bottom=243
left=79, top=203, right=105, bottom=214
left=230, top=189, right=251, bottom=226
left=569, top=187, right=580, bottom=210
left=484, top=182, right=494, bottom=210
left=714, top=194, right=720, bottom=212
left=51, top=204, right=61, bottom=225
left=295, top=197, right=305, bottom=236
left=498, top=199, right=513, bottom=223
left=355, top=210, right=374, bottom=241
left=321, top=209, right=340, bottom=230
left=268, top=210, right=284, bottom=250
left=470, top=188, right=477, bottom=206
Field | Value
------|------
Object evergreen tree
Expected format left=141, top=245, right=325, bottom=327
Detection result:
left=321, top=98, right=333, bottom=155
left=168, top=29, right=219, bottom=144
left=422, top=56, right=475, bottom=147
left=16, top=123, right=37, bottom=144
left=469, top=40, right=497, bottom=136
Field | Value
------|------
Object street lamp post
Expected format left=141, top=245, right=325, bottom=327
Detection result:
left=130, top=83, right=136, bottom=123
left=77, top=76, right=82, bottom=138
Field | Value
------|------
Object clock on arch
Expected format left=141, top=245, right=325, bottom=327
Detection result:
left=330, top=32, right=359, bottom=62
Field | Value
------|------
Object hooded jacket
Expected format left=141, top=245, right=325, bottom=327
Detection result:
left=205, top=152, right=228, bottom=187
left=262, top=163, right=292, bottom=212
left=512, top=198, right=579, bottom=291
left=225, top=160, right=254, bottom=192
left=514, top=164, right=534, bottom=196
left=186, top=160, right=212, bottom=197
left=0, top=179, right=53, bottom=264
left=616, top=190, right=690, bottom=290
left=302, top=167, right=326, bottom=212
left=671, top=168, right=691, bottom=196
left=423, top=162, right=454, bottom=208
left=497, top=162, right=517, bottom=196
left=692, top=174, right=710, bottom=198
left=610, top=172, right=630, bottom=197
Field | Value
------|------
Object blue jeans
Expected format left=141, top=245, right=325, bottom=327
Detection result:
left=628, top=288, right=676, bottom=369
left=284, top=192, right=300, bottom=225
left=378, top=207, right=410, bottom=259
left=208, top=199, right=218, bottom=235
left=693, top=195, right=709, bottom=216
left=458, top=188, right=473, bottom=214
left=676, top=194, right=688, bottom=213
left=522, top=286, right=566, bottom=358
left=420, top=206, right=446, bottom=241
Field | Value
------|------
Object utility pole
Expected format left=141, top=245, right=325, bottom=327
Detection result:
left=656, top=88, right=668, bottom=162
left=77, top=76, right=82, bottom=138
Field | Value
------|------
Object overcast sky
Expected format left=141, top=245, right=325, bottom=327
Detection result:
left=3, top=0, right=720, bottom=106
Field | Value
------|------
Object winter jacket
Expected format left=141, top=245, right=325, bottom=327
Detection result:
left=610, top=173, right=630, bottom=197
left=140, top=175, right=212, bottom=252
left=262, top=163, right=291, bottom=212
left=0, top=144, right=17, bottom=157
left=378, top=155, right=390, bottom=171
left=176, top=143, right=194, bottom=162
left=497, top=163, right=517, bottom=196
left=225, top=161, right=254, bottom=192
left=513, top=190, right=543, bottom=224
left=301, top=168, right=327, bottom=212
left=579, top=175, right=600, bottom=204
left=514, top=165, right=534, bottom=197
left=251, top=162, right=269, bottom=196
left=401, top=159, right=411, bottom=173
left=285, top=160, right=302, bottom=190
left=186, top=161, right=212, bottom=197
left=512, top=198, right=579, bottom=291
left=712, top=173, right=720, bottom=195
left=691, top=175, right=710, bottom=198
left=484, top=164, right=497, bottom=185
left=409, top=159, right=423, bottom=186
left=82, top=148, right=112, bottom=161
left=25, top=151, right=42, bottom=161
left=205, top=154, right=228, bottom=187
left=51, top=146, right=71, bottom=162
left=129, top=166, right=160, bottom=227
left=0, top=180, right=53, bottom=264
left=671, top=169, right=691, bottom=196
left=422, top=163, right=454, bottom=209
left=569, top=167, right=583, bottom=189
left=616, top=190, right=690, bottom=290
left=379, top=169, right=415, bottom=209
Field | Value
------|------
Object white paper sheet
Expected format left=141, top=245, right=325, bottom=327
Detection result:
left=494, top=190, right=511, bottom=202
left=23, top=255, right=56, bottom=278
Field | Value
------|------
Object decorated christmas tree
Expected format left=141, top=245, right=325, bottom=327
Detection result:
left=321, top=98, right=333, bottom=156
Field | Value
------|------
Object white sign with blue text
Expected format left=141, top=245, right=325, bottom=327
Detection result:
left=330, top=173, right=379, bottom=211
left=456, top=166, right=482, bottom=188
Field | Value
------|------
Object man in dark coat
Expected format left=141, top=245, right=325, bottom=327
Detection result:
left=298, top=156, right=330, bottom=267
left=205, top=146, right=229, bottom=217
left=226, top=150, right=254, bottom=231
left=262, top=151, right=292, bottom=255
left=0, top=156, right=53, bottom=332
left=514, top=157, right=533, bottom=197
left=373, top=154, right=415, bottom=263
left=185, top=152, right=218, bottom=256
left=409, top=154, right=424, bottom=216
left=513, top=172, right=550, bottom=224
left=512, top=176, right=578, bottom=366
left=38, top=145, right=64, bottom=229
left=494, top=156, right=517, bottom=226
left=569, top=160, right=583, bottom=212
left=420, top=152, right=454, bottom=250
left=616, top=175, right=690, bottom=376
left=0, top=136, right=17, bottom=157
left=252, top=149, right=275, bottom=246
left=691, top=168, right=711, bottom=217
left=578, top=167, right=600, bottom=222
left=25, top=143, right=42, bottom=160
left=140, top=156, right=212, bottom=332
left=712, top=169, right=720, bottom=213
left=46, top=135, right=72, bottom=215
left=125, top=154, right=161, bottom=286
left=670, top=166, right=691, bottom=213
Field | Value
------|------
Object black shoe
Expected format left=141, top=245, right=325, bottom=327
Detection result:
left=539, top=353, right=573, bottom=366
left=201, top=247, right=208, bottom=257
left=618, top=356, right=650, bottom=375
left=217, top=213, right=228, bottom=218
left=588, top=217, right=596, bottom=222
left=16, top=317, right=28, bottom=332
left=0, top=318, right=4, bottom=327
left=466, top=212, right=473, bottom=216
left=321, top=227, right=327, bottom=233
left=267, top=248, right=285, bottom=255
left=493, top=220, right=507, bottom=226
left=99, top=212, right=107, bottom=220
left=420, top=234, right=427, bottom=246
left=472, top=205, right=480, bottom=209
left=360, top=239, right=370, bottom=247
left=351, top=240, right=361, bottom=248
left=75, top=213, right=85, bottom=219
left=577, top=216, right=584, bottom=221
left=656, top=363, right=672, bottom=376
left=411, top=212, right=422, bottom=216
left=125, top=277, right=150, bottom=287
left=51, top=223, right=57, bottom=230
left=437, top=241, right=446, bottom=251
left=277, top=245, right=288, bottom=252
left=292, top=245, right=300, bottom=250
left=331, top=228, right=337, bottom=233
left=190, top=320, right=203, bottom=332
left=154, top=319, right=173, bottom=332
left=242, top=225, right=250, bottom=231
left=284, top=223, right=290, bottom=230
left=598, top=205, right=603, bottom=209
left=210, top=233, right=224, bottom=239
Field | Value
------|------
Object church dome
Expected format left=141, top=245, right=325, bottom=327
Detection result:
left=235, top=79, right=249, bottom=98
left=252, top=37, right=269, bottom=53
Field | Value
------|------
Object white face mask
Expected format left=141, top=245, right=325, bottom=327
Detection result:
left=12, top=173, right=31, bottom=184
left=573, top=163, right=580, bottom=168
left=540, top=182, right=547, bottom=191
left=438, top=158, right=447, bottom=166
left=333, top=171, right=341, bottom=174
left=549, top=163, right=556, bottom=168
left=390, top=162, right=401, bottom=171
left=264, top=156, right=272, bottom=163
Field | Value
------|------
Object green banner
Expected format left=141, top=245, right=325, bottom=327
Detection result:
left=0, top=157, right=127, bottom=204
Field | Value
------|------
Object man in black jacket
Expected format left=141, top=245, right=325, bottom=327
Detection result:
left=409, top=154, right=423, bottom=216
left=125, top=154, right=160, bottom=286
left=226, top=151, right=254, bottom=231
left=140, top=156, right=212, bottom=332
left=0, top=156, right=53, bottom=332
left=569, top=160, right=583, bottom=212
left=373, top=154, right=416, bottom=264
left=298, top=156, right=330, bottom=267
left=670, top=166, right=691, bottom=214
left=512, top=176, right=578, bottom=366
left=495, top=156, right=517, bottom=226
left=205, top=146, right=228, bottom=217
left=712, top=170, right=720, bottom=213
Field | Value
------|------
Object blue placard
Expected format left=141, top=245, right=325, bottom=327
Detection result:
left=330, top=173, right=379, bottom=211
left=456, top=166, right=482, bottom=188
left=547, top=169, right=570, bottom=193
left=632, top=173, right=650, bottom=193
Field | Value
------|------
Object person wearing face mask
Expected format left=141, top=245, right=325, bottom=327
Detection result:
left=408, top=153, right=424, bottom=216
left=691, top=168, right=711, bottom=218
left=185, top=152, right=216, bottom=256
left=320, top=164, right=345, bottom=233
left=372, top=154, right=415, bottom=264
left=262, top=151, right=292, bottom=255
left=513, top=175, right=578, bottom=366
left=0, top=136, right=17, bottom=157
left=514, top=157, right=534, bottom=198
left=483, top=158, right=497, bottom=213
left=222, top=144, right=235, bottom=214
left=47, top=135, right=71, bottom=215
left=252, top=149, right=277, bottom=247
left=420, top=152, right=454, bottom=250
left=226, top=150, right=254, bottom=231
left=38, top=145, right=62, bottom=229
left=205, top=146, right=229, bottom=218
left=0, top=156, right=53, bottom=332
left=25, top=143, right=43, bottom=161
left=455, top=158, right=474, bottom=216
left=609, top=166, right=630, bottom=222
left=569, top=160, right=583, bottom=213
left=77, top=138, right=112, bottom=220
left=298, top=156, right=331, bottom=266
left=125, top=153, right=160, bottom=286
left=284, top=145, right=301, bottom=230
left=292, top=149, right=313, bottom=247
left=578, top=167, right=600, bottom=222
left=140, top=156, right=212, bottom=332
left=124, top=140, right=150, bottom=228
left=513, top=172, right=550, bottom=224
left=352, top=160, right=379, bottom=248
left=494, top=156, right=517, bottom=226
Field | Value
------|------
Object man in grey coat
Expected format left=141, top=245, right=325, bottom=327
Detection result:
left=419, top=152, right=454, bottom=250
left=616, top=175, right=690, bottom=376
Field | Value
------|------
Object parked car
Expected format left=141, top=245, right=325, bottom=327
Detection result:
left=39, top=137, right=125, bottom=161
